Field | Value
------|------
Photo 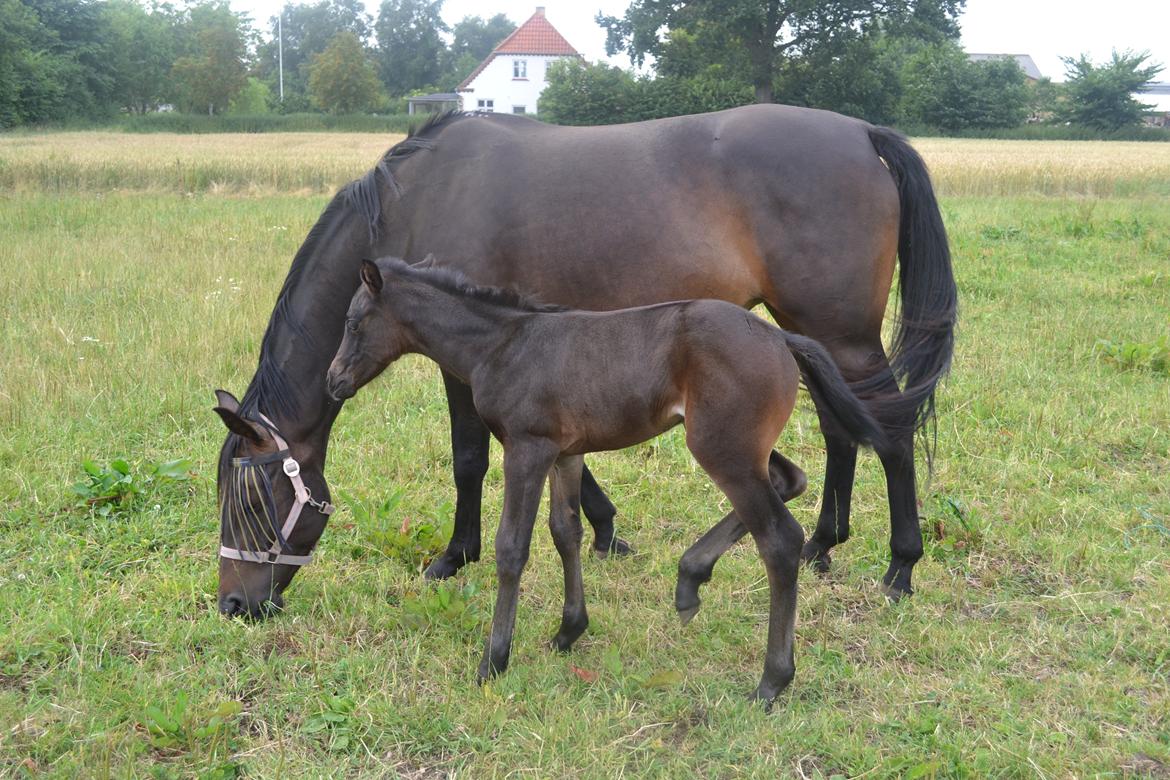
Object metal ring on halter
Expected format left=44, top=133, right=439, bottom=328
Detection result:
left=219, top=414, right=334, bottom=567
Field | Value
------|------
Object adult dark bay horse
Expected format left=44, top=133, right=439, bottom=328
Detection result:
left=214, top=105, right=956, bottom=618
left=325, top=257, right=889, bottom=701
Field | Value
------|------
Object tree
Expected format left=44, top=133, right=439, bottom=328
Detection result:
left=105, top=0, right=179, bottom=114
left=171, top=2, right=249, bottom=115
left=309, top=30, right=382, bottom=112
left=439, top=13, right=514, bottom=89
left=374, top=0, right=447, bottom=97
left=899, top=43, right=1029, bottom=131
left=256, top=0, right=372, bottom=111
left=598, top=0, right=965, bottom=104
left=1059, top=50, right=1163, bottom=131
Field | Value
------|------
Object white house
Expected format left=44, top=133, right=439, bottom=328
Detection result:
left=456, top=7, right=581, bottom=116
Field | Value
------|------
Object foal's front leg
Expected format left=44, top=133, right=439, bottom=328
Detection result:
left=548, top=455, right=588, bottom=651
left=478, top=439, right=560, bottom=682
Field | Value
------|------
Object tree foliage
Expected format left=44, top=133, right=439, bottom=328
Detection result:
left=900, top=43, right=1030, bottom=131
left=170, top=2, right=249, bottom=115
left=256, top=0, right=371, bottom=111
left=309, top=30, right=383, bottom=113
left=540, top=59, right=752, bottom=126
left=374, top=0, right=446, bottom=97
left=1059, top=51, right=1163, bottom=130
left=598, top=0, right=965, bottom=104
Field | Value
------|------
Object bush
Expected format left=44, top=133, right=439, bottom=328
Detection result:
left=117, top=112, right=418, bottom=133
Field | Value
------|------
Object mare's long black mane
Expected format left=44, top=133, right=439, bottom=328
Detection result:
left=237, top=110, right=466, bottom=422
left=381, top=257, right=568, bottom=314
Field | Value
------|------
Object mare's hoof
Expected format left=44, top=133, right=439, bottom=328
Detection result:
left=677, top=604, right=700, bottom=626
left=424, top=550, right=477, bottom=580
left=881, top=561, right=915, bottom=601
left=594, top=536, right=633, bottom=560
left=800, top=541, right=832, bottom=575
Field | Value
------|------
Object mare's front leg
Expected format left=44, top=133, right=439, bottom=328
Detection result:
left=427, top=372, right=490, bottom=580
left=548, top=455, right=588, bottom=651
left=675, top=451, right=807, bottom=623
left=580, top=467, right=633, bottom=558
left=478, top=438, right=560, bottom=681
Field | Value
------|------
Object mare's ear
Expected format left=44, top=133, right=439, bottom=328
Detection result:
left=360, top=259, right=383, bottom=294
left=214, top=389, right=240, bottom=414
left=414, top=253, right=437, bottom=269
left=213, top=406, right=266, bottom=445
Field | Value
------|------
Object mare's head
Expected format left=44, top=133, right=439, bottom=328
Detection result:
left=213, top=390, right=333, bottom=619
left=325, top=259, right=412, bottom=401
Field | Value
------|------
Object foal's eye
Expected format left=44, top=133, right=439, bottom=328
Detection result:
left=346, top=318, right=359, bottom=333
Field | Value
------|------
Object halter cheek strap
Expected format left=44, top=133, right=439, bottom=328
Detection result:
left=219, top=414, right=335, bottom=567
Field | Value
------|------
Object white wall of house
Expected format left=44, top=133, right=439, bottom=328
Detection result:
left=458, top=54, right=570, bottom=115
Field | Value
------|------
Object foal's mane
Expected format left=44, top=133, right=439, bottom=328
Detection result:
left=238, top=110, right=467, bottom=422
left=382, top=257, right=568, bottom=314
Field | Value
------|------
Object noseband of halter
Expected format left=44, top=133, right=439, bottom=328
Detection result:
left=219, top=413, right=335, bottom=567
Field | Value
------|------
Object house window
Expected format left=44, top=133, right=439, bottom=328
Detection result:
left=512, top=105, right=526, bottom=115
left=477, top=99, right=494, bottom=112
left=513, top=60, right=527, bottom=79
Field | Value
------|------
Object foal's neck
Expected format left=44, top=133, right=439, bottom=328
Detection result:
left=391, top=282, right=527, bottom=383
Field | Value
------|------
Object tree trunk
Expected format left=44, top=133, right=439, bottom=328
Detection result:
left=754, top=82, right=774, bottom=104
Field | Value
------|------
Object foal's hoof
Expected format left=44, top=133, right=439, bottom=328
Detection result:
left=594, top=536, right=633, bottom=560
left=677, top=604, right=700, bottom=627
left=800, top=541, right=832, bottom=575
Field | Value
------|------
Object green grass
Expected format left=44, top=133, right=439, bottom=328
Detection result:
left=1, top=138, right=1168, bottom=778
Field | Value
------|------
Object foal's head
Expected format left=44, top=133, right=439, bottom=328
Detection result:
left=326, top=259, right=411, bottom=401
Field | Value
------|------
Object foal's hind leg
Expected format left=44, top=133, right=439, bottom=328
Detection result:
left=548, top=455, right=589, bottom=651
left=580, top=467, right=633, bottom=559
left=675, top=451, right=806, bottom=624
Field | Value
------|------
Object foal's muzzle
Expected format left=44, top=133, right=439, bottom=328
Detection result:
left=326, top=371, right=356, bottom=401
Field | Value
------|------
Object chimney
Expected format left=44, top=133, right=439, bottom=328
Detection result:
left=535, top=6, right=545, bottom=14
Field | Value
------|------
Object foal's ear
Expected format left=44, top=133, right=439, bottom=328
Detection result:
left=214, top=389, right=241, bottom=414
left=360, top=259, right=383, bottom=294
left=213, top=406, right=267, bottom=445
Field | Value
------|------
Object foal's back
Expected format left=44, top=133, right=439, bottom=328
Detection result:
left=470, top=299, right=800, bottom=462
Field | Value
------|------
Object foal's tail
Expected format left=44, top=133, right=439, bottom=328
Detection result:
left=864, top=126, right=958, bottom=440
left=781, top=332, right=889, bottom=451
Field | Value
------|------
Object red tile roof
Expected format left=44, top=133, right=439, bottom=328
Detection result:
left=457, top=8, right=580, bottom=92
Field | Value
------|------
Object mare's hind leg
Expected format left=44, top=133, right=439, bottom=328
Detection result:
left=675, top=451, right=806, bottom=624
left=800, top=407, right=859, bottom=574
left=548, top=455, right=589, bottom=651
left=802, top=345, right=924, bottom=600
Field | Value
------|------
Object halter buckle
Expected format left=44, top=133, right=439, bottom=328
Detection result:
left=282, top=458, right=301, bottom=478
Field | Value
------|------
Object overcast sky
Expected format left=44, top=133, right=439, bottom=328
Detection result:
left=234, top=0, right=1170, bottom=84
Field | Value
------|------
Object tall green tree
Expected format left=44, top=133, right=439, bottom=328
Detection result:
left=374, top=0, right=447, bottom=97
left=309, top=30, right=383, bottom=112
left=171, top=2, right=249, bottom=115
left=598, top=0, right=964, bottom=104
left=256, top=0, right=372, bottom=111
left=439, top=13, right=513, bottom=89
left=1059, top=50, right=1163, bottom=130
left=899, top=43, right=1029, bottom=131
left=105, top=0, right=179, bottom=114
left=0, top=0, right=65, bottom=126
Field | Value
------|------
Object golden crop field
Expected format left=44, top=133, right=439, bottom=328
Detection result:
left=3, top=130, right=1170, bottom=197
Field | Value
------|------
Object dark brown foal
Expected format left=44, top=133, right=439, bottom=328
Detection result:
left=326, top=257, right=887, bottom=703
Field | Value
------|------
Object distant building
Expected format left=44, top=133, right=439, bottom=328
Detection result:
left=456, top=7, right=582, bottom=116
left=1138, top=82, right=1170, bottom=127
left=406, top=92, right=460, bottom=116
left=967, top=53, right=1044, bottom=82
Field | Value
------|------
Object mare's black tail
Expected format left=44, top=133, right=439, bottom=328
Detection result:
left=864, top=126, right=958, bottom=438
left=781, top=332, right=889, bottom=451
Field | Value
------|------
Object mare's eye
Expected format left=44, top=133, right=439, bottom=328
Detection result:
left=346, top=318, right=359, bottom=333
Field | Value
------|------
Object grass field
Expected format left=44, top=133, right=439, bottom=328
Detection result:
left=1, top=131, right=1168, bottom=778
